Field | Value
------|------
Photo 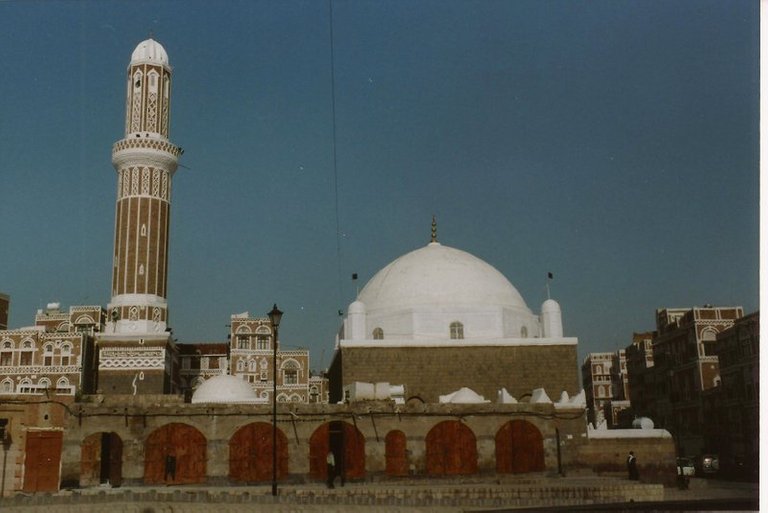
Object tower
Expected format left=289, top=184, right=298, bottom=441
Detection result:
left=96, top=38, right=182, bottom=395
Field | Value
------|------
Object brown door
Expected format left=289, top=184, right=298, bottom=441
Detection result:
left=229, top=422, right=288, bottom=482
left=425, top=421, right=477, bottom=476
left=80, top=432, right=123, bottom=487
left=107, top=433, right=123, bottom=486
left=495, top=420, right=544, bottom=473
left=385, top=430, right=408, bottom=476
left=144, top=423, right=206, bottom=484
left=80, top=433, right=101, bottom=487
left=309, top=421, right=365, bottom=481
left=23, top=431, right=63, bottom=492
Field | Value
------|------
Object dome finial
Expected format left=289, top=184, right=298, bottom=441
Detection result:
left=431, top=215, right=437, bottom=243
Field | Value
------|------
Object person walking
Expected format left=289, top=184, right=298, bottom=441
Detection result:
left=627, top=451, right=639, bottom=480
left=326, top=450, right=336, bottom=489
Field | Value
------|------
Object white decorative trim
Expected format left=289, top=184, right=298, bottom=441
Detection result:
left=99, top=347, right=165, bottom=370
left=339, top=337, right=579, bottom=348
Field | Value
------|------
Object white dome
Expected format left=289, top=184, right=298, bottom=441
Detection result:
left=351, top=242, right=540, bottom=340
left=359, top=242, right=528, bottom=312
left=131, top=38, right=169, bottom=66
left=191, top=375, right=263, bottom=404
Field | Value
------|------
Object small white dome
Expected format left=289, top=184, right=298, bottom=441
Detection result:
left=191, top=375, right=263, bottom=404
left=348, top=301, right=366, bottom=314
left=632, top=416, right=655, bottom=429
left=131, top=38, right=169, bottom=66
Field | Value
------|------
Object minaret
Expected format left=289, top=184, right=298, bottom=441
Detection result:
left=97, top=38, right=182, bottom=395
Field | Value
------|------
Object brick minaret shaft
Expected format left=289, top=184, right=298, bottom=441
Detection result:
left=108, top=39, right=182, bottom=336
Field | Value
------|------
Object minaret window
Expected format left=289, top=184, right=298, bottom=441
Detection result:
left=520, top=326, right=528, bottom=338
left=450, top=322, right=464, bottom=340
left=372, top=327, right=384, bottom=340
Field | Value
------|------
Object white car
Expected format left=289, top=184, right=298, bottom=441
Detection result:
left=677, top=457, right=695, bottom=476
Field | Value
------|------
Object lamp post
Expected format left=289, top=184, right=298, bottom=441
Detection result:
left=268, top=303, right=283, bottom=497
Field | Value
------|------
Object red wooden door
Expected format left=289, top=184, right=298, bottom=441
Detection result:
left=495, top=420, right=544, bottom=473
left=385, top=430, right=408, bottom=476
left=309, top=422, right=365, bottom=480
left=23, top=431, right=63, bottom=492
left=144, top=423, right=206, bottom=484
left=425, top=421, right=477, bottom=476
left=229, top=422, right=288, bottom=482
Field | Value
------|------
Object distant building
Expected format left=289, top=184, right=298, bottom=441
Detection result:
left=178, top=342, right=229, bottom=400
left=582, top=352, right=613, bottom=427
left=228, top=312, right=311, bottom=403
left=649, top=306, right=743, bottom=457
left=582, top=352, right=624, bottom=427
left=624, top=332, right=655, bottom=419
left=710, top=311, right=759, bottom=477
left=0, top=303, right=104, bottom=397
left=0, top=293, right=8, bottom=330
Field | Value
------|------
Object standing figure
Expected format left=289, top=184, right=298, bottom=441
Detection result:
left=627, top=451, right=639, bottom=480
left=164, top=454, right=177, bottom=482
left=326, top=451, right=336, bottom=488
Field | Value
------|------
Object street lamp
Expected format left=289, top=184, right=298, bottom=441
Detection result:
left=268, top=303, right=283, bottom=497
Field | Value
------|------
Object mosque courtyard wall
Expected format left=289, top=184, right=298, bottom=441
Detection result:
left=54, top=396, right=603, bottom=488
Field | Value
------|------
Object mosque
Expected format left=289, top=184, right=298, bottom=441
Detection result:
left=0, top=38, right=675, bottom=495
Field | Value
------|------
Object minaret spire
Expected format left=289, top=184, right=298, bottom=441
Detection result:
left=98, top=37, right=182, bottom=395
left=430, top=215, right=438, bottom=243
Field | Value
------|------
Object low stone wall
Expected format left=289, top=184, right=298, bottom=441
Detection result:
left=569, top=430, right=676, bottom=485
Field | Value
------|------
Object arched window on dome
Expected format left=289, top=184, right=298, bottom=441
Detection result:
left=450, top=322, right=464, bottom=340
left=372, top=327, right=384, bottom=340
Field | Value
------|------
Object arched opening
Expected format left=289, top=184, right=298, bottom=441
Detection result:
left=425, top=421, right=477, bottom=476
left=385, top=430, right=408, bottom=476
left=309, top=421, right=365, bottom=483
left=144, top=423, right=206, bottom=484
left=495, top=420, right=545, bottom=473
left=81, top=432, right=123, bottom=487
left=229, top=422, right=288, bottom=482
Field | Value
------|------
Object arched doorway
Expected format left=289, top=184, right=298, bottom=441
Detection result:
left=385, top=430, right=408, bottom=476
left=425, top=421, right=477, bottom=476
left=144, top=423, right=206, bottom=484
left=229, top=422, right=288, bottom=482
left=81, top=432, right=123, bottom=487
left=309, top=421, right=365, bottom=482
left=495, top=420, right=545, bottom=473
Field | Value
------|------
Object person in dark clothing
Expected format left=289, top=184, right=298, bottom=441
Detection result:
left=627, top=451, right=639, bottom=480
left=326, top=451, right=335, bottom=488
left=165, top=454, right=177, bottom=482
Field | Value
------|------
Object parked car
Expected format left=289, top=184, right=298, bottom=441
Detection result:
left=677, top=457, right=695, bottom=477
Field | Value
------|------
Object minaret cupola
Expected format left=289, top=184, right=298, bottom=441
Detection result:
left=125, top=38, right=172, bottom=139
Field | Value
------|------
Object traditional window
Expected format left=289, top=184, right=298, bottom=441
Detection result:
left=520, top=326, right=528, bottom=338
left=237, top=335, right=249, bottom=350
left=284, top=369, right=298, bottom=385
left=449, top=321, right=464, bottom=340
left=43, top=344, right=54, bottom=366
left=60, top=343, right=72, bottom=366
left=373, top=327, right=384, bottom=340
left=0, top=379, right=12, bottom=394
left=236, top=359, right=245, bottom=372
left=248, top=359, right=257, bottom=372
left=256, top=335, right=269, bottom=350
left=0, top=352, right=11, bottom=366
left=20, top=342, right=33, bottom=366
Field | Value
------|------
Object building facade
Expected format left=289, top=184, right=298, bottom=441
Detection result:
left=0, top=303, right=104, bottom=397
left=710, top=311, right=759, bottom=477
left=581, top=352, right=619, bottom=428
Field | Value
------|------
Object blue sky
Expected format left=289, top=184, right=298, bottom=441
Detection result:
left=0, top=1, right=758, bottom=368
